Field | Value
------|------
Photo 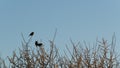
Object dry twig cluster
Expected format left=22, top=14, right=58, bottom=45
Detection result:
left=1, top=33, right=119, bottom=68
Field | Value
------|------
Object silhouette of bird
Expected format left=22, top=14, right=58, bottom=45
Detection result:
left=35, top=41, right=43, bottom=47
left=29, top=32, right=34, bottom=36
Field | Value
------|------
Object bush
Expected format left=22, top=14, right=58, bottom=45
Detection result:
left=7, top=33, right=120, bottom=68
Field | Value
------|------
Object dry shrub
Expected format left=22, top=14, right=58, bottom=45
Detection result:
left=8, top=34, right=120, bottom=68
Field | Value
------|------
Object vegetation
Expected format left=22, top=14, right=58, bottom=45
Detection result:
left=0, top=33, right=120, bottom=68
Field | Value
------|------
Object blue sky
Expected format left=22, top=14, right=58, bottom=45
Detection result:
left=0, top=0, right=120, bottom=61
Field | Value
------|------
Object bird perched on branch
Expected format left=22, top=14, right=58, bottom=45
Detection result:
left=29, top=32, right=34, bottom=36
left=35, top=41, right=43, bottom=47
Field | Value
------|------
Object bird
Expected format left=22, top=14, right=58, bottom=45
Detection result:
left=29, top=32, right=34, bottom=36
left=35, top=41, right=43, bottom=47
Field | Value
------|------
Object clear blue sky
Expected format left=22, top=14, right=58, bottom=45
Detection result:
left=0, top=0, right=120, bottom=61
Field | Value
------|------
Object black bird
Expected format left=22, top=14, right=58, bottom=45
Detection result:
left=29, top=32, right=34, bottom=36
left=35, top=41, right=43, bottom=47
